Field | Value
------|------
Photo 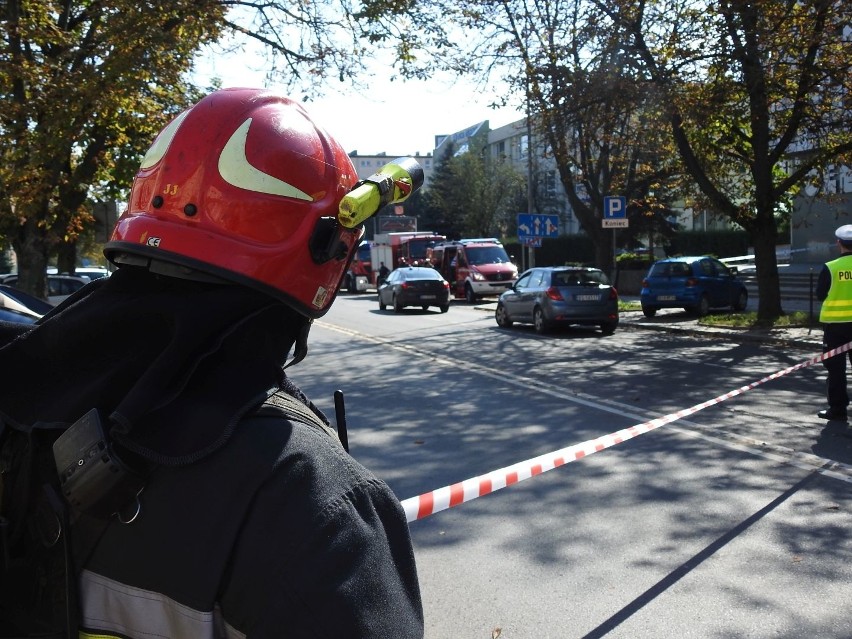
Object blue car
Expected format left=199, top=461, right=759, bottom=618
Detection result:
left=640, top=256, right=748, bottom=317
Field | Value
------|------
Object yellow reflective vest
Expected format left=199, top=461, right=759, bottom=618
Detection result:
left=820, top=257, right=852, bottom=323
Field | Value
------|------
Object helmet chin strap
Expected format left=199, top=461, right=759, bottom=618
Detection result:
left=283, top=318, right=312, bottom=369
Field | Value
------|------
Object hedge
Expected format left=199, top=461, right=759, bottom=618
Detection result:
left=503, top=229, right=752, bottom=269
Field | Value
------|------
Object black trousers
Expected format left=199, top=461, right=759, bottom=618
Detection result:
left=822, top=322, right=852, bottom=409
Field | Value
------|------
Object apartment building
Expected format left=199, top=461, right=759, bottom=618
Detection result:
left=348, top=151, right=436, bottom=190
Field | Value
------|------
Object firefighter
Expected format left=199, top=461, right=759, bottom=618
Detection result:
left=378, top=261, right=390, bottom=285
left=0, top=89, right=423, bottom=637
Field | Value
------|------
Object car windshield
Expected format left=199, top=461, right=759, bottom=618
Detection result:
left=465, top=246, right=511, bottom=265
left=406, top=239, right=436, bottom=260
left=355, top=243, right=371, bottom=262
left=648, top=261, right=692, bottom=277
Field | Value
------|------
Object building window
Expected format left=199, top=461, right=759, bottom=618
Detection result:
left=544, top=171, right=557, bottom=197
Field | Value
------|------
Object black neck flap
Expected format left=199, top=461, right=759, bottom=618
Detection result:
left=0, top=267, right=309, bottom=465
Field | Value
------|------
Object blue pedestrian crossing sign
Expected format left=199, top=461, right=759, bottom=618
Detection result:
left=603, top=196, right=627, bottom=218
left=517, top=213, right=559, bottom=239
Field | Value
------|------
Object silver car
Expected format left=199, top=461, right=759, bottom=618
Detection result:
left=1, top=274, right=88, bottom=305
left=495, top=266, right=619, bottom=335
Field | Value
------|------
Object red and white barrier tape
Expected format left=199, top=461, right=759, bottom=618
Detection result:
left=401, top=339, right=852, bottom=523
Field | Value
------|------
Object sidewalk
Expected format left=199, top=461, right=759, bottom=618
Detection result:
left=475, top=297, right=824, bottom=350
left=617, top=303, right=822, bottom=350
left=617, top=292, right=825, bottom=349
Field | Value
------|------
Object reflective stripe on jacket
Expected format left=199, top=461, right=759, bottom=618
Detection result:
left=820, top=257, right=852, bottom=323
left=79, top=569, right=243, bottom=638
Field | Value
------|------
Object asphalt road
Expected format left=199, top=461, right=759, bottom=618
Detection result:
left=290, top=295, right=852, bottom=639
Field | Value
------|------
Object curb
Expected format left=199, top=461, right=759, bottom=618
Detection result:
left=619, top=317, right=821, bottom=351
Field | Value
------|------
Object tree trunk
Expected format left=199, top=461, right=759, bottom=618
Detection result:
left=56, top=240, right=77, bottom=274
left=11, top=218, right=50, bottom=301
left=751, top=224, right=783, bottom=321
left=591, top=226, right=615, bottom=277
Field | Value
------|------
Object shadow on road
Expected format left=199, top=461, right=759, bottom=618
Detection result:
left=812, top=421, right=852, bottom=465
left=580, top=472, right=820, bottom=639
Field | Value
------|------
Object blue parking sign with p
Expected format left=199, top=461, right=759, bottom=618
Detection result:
left=604, top=196, right=627, bottom=219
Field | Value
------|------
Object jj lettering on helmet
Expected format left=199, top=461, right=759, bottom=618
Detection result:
left=105, top=88, right=422, bottom=319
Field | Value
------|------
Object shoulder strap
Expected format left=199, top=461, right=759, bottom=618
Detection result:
left=0, top=420, right=80, bottom=638
left=257, top=392, right=343, bottom=449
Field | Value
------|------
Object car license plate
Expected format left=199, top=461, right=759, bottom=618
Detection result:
left=421, top=294, right=436, bottom=299
left=657, top=295, right=676, bottom=301
left=575, top=294, right=599, bottom=301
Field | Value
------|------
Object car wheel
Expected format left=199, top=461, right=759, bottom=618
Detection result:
left=600, top=322, right=617, bottom=336
left=533, top=307, right=548, bottom=334
left=393, top=296, right=403, bottom=313
left=421, top=305, right=429, bottom=311
left=691, top=294, right=710, bottom=317
left=439, top=304, right=449, bottom=313
left=465, top=283, right=477, bottom=304
left=347, top=274, right=357, bottom=294
left=733, top=289, right=748, bottom=311
left=495, top=302, right=513, bottom=327
left=641, top=305, right=657, bottom=318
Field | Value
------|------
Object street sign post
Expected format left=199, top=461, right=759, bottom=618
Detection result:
left=603, top=196, right=628, bottom=273
left=517, top=213, right=559, bottom=271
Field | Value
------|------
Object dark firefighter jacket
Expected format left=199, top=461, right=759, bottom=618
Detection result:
left=0, top=267, right=423, bottom=638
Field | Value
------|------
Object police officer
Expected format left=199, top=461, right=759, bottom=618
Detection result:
left=815, top=224, right=852, bottom=420
left=0, top=89, right=423, bottom=637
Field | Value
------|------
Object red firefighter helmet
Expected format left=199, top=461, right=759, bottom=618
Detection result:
left=104, top=88, right=361, bottom=318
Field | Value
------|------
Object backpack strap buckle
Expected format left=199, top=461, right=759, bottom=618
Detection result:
left=53, top=409, right=146, bottom=520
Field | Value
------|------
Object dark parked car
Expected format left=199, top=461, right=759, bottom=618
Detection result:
left=377, top=266, right=451, bottom=313
left=0, top=286, right=43, bottom=324
left=640, top=256, right=748, bottom=317
left=0, top=284, right=53, bottom=315
left=0, top=306, right=40, bottom=324
left=495, top=266, right=619, bottom=335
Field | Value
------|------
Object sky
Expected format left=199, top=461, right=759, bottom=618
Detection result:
left=193, top=49, right=526, bottom=157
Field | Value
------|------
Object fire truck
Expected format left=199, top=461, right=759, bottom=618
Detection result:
left=340, top=240, right=373, bottom=293
left=428, top=238, right=518, bottom=303
left=369, top=232, right=446, bottom=285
